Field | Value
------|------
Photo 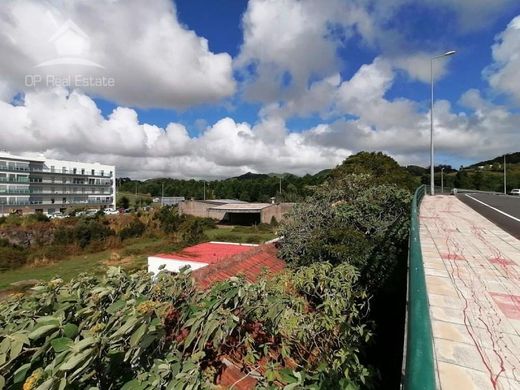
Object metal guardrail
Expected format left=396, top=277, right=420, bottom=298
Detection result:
left=403, top=185, right=436, bottom=390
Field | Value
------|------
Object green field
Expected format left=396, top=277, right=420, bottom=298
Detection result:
left=205, top=226, right=276, bottom=244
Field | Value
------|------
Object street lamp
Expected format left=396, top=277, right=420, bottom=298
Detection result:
left=430, top=50, right=456, bottom=195
left=441, top=167, right=444, bottom=194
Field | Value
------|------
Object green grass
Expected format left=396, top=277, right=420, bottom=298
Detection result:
left=0, top=237, right=176, bottom=291
left=205, top=225, right=276, bottom=244
left=116, top=191, right=154, bottom=207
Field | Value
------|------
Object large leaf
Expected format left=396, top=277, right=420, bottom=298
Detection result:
left=51, top=337, right=73, bottom=353
left=13, top=363, right=31, bottom=384
left=130, top=323, right=147, bottom=347
left=63, top=323, right=79, bottom=339
left=28, top=324, right=59, bottom=341
left=58, top=348, right=94, bottom=372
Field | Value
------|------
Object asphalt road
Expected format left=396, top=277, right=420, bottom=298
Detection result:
left=457, top=193, right=520, bottom=239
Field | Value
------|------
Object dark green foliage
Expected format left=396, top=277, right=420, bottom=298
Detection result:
left=26, top=213, right=50, bottom=223
left=0, top=244, right=28, bottom=271
left=119, top=219, right=146, bottom=240
left=117, top=171, right=326, bottom=203
left=54, top=221, right=115, bottom=248
left=0, top=216, right=5, bottom=225
left=155, top=206, right=184, bottom=234
left=178, top=219, right=207, bottom=245
left=333, top=151, right=419, bottom=191
left=280, top=167, right=411, bottom=290
left=0, top=264, right=373, bottom=389
left=118, top=195, right=130, bottom=209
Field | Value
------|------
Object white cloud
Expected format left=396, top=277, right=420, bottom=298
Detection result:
left=0, top=88, right=349, bottom=179
left=486, top=15, right=520, bottom=105
left=236, top=0, right=374, bottom=102
left=0, top=0, right=235, bottom=109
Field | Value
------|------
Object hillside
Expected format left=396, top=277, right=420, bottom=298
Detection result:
left=468, top=152, right=520, bottom=168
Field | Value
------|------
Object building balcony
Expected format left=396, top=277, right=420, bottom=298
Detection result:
left=0, top=190, right=31, bottom=195
left=0, top=166, right=30, bottom=173
left=29, top=181, right=113, bottom=186
left=30, top=169, right=112, bottom=178
left=0, top=199, right=113, bottom=207
left=0, top=177, right=30, bottom=184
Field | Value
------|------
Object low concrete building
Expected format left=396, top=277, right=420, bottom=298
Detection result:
left=179, top=199, right=293, bottom=225
left=160, top=196, right=185, bottom=206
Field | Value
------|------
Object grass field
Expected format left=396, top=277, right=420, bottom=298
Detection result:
left=0, top=225, right=277, bottom=292
left=116, top=191, right=154, bottom=207
left=205, top=225, right=276, bottom=244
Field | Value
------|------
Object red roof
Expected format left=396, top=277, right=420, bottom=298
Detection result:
left=153, top=242, right=255, bottom=264
left=193, top=243, right=285, bottom=289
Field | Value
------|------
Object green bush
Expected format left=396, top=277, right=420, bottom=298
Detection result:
left=155, top=206, right=183, bottom=234
left=0, top=245, right=28, bottom=271
left=279, top=174, right=411, bottom=290
left=54, top=221, right=115, bottom=249
left=119, top=219, right=146, bottom=241
left=0, top=264, right=373, bottom=389
left=27, top=213, right=50, bottom=223
left=178, top=219, right=207, bottom=245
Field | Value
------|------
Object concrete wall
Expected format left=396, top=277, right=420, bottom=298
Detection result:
left=260, top=203, right=294, bottom=224
left=180, top=200, right=294, bottom=224
left=179, top=200, right=219, bottom=219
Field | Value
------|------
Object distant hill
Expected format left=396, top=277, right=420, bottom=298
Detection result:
left=468, top=152, right=520, bottom=168
left=233, top=172, right=270, bottom=180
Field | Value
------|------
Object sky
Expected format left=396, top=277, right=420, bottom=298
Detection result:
left=0, top=0, right=519, bottom=179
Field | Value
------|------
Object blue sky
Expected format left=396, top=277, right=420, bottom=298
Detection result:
left=0, top=0, right=520, bottom=178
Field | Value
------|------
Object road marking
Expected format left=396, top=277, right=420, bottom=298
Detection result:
left=465, top=194, right=520, bottom=223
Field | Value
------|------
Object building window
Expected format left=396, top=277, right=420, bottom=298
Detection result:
left=81, top=169, right=85, bottom=175
left=91, top=169, right=95, bottom=175
left=73, top=168, right=77, bottom=174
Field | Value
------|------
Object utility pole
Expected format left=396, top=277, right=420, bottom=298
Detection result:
left=203, top=181, right=206, bottom=201
left=279, top=177, right=282, bottom=195
left=161, top=182, right=164, bottom=206
left=504, top=155, right=507, bottom=194
left=441, top=167, right=444, bottom=194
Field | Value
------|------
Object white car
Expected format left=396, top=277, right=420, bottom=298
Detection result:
left=49, top=212, right=66, bottom=219
left=104, top=208, right=119, bottom=215
left=510, top=189, right=520, bottom=196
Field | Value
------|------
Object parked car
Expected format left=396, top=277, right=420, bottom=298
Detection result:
left=49, top=212, right=66, bottom=219
left=104, top=208, right=119, bottom=215
left=450, top=188, right=458, bottom=195
left=510, top=189, right=520, bottom=196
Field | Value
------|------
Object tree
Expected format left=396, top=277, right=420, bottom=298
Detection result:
left=118, top=196, right=130, bottom=209
left=279, top=173, right=411, bottom=290
left=333, top=151, right=419, bottom=191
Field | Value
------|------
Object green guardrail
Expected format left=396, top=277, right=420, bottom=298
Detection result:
left=403, top=185, right=436, bottom=390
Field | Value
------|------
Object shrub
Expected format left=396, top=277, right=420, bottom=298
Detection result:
left=72, top=220, right=115, bottom=248
left=0, top=264, right=373, bottom=389
left=118, top=196, right=130, bottom=209
left=119, top=219, right=146, bottom=241
left=0, top=245, right=28, bottom=271
left=178, top=218, right=207, bottom=245
left=155, top=206, right=183, bottom=233
left=279, top=174, right=411, bottom=290
left=27, top=213, right=50, bottom=223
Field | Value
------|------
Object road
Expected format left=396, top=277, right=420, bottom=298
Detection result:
left=457, top=192, right=520, bottom=239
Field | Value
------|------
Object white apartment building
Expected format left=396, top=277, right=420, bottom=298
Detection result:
left=0, top=152, right=116, bottom=215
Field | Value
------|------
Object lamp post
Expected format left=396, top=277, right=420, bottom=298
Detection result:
left=504, top=155, right=507, bottom=194
left=430, top=50, right=456, bottom=195
left=441, top=167, right=444, bottom=194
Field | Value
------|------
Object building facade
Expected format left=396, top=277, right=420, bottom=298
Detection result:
left=0, top=152, right=115, bottom=215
